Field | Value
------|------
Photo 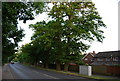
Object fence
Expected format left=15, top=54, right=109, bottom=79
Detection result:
left=38, top=63, right=120, bottom=76
left=48, top=64, right=79, bottom=72
left=92, top=65, right=120, bottom=76
left=68, top=64, right=79, bottom=72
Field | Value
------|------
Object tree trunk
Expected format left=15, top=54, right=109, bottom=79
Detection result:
left=56, top=62, right=61, bottom=71
left=64, top=63, right=69, bottom=71
left=45, top=63, right=49, bottom=69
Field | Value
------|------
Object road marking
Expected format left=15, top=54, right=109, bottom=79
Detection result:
left=42, top=73, right=59, bottom=79
left=33, top=70, right=59, bottom=79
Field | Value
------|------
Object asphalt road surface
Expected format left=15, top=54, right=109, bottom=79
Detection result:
left=2, top=63, right=98, bottom=81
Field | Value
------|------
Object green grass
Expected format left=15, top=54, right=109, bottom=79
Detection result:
left=23, top=63, right=120, bottom=81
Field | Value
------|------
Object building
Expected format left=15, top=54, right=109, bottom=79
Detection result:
left=82, top=51, right=96, bottom=65
left=91, top=50, right=120, bottom=65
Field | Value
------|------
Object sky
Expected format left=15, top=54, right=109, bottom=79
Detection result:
left=18, top=0, right=119, bottom=53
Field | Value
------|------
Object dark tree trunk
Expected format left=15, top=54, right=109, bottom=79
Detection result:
left=56, top=62, right=61, bottom=71
left=45, top=63, right=49, bottom=69
left=64, top=63, right=69, bottom=71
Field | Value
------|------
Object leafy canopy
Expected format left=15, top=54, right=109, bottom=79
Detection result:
left=2, top=2, right=45, bottom=64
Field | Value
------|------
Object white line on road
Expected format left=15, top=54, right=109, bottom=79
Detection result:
left=33, top=70, right=59, bottom=79
left=42, top=73, right=59, bottom=79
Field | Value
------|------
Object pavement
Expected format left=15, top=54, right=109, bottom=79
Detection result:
left=2, top=64, right=14, bottom=79
left=0, top=66, right=2, bottom=81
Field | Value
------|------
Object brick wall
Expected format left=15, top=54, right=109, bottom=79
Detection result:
left=82, top=54, right=94, bottom=65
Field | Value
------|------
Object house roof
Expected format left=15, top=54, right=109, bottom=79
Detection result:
left=82, top=53, right=94, bottom=60
left=94, top=50, right=120, bottom=58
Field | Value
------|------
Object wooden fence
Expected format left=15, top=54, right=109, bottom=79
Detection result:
left=92, top=65, right=120, bottom=76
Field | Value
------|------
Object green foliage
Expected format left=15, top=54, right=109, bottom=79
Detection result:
left=29, top=20, right=59, bottom=65
left=48, top=2, right=106, bottom=64
left=2, top=2, right=44, bottom=64
left=17, top=2, right=106, bottom=69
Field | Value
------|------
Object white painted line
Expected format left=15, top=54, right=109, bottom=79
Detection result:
left=42, top=73, right=59, bottom=79
left=33, top=70, right=59, bottom=79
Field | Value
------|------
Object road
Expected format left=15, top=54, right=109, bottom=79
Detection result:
left=2, top=63, right=98, bottom=81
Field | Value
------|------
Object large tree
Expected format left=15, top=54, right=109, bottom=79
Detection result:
left=2, top=2, right=44, bottom=64
left=48, top=2, right=106, bottom=71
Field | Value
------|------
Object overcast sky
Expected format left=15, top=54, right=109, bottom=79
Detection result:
left=18, top=0, right=119, bottom=53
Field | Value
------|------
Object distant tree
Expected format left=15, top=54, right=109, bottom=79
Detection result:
left=19, top=43, right=34, bottom=64
left=29, top=21, right=58, bottom=68
left=2, top=2, right=44, bottom=64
